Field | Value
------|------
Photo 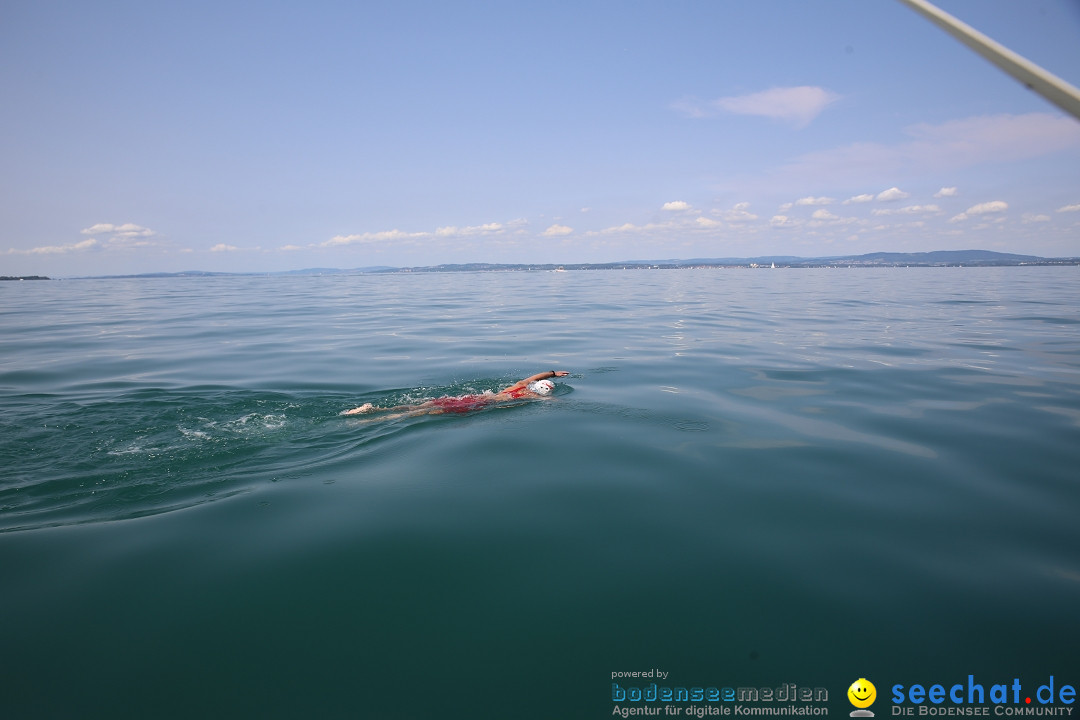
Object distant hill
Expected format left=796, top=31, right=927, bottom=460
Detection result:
left=81, top=266, right=398, bottom=279
left=668, top=250, right=1048, bottom=267
left=65, top=249, right=1078, bottom=279
left=821, top=250, right=1045, bottom=265
left=87, top=270, right=237, bottom=279
left=274, top=266, right=397, bottom=275
left=395, top=250, right=1071, bottom=271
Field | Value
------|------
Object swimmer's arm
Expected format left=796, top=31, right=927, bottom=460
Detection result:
left=345, top=401, right=422, bottom=415
left=500, top=370, right=569, bottom=393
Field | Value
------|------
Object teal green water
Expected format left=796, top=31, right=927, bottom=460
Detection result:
left=2, top=268, right=1078, bottom=718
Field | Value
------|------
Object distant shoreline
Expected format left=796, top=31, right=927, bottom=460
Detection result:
left=18, top=250, right=1080, bottom=280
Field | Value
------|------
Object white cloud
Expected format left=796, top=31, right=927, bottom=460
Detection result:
left=316, top=219, right=529, bottom=250
left=843, top=194, right=875, bottom=204
left=676, top=86, right=840, bottom=127
left=504, top=218, right=529, bottom=233
left=8, top=223, right=167, bottom=256
left=934, top=187, right=958, bottom=198
left=871, top=204, right=942, bottom=216
left=601, top=223, right=640, bottom=234
left=210, top=243, right=238, bottom=252
left=541, top=224, right=573, bottom=237
left=696, top=217, right=722, bottom=228
left=905, top=114, right=1080, bottom=162
left=721, top=203, right=758, bottom=223
left=81, top=223, right=116, bottom=235
left=1058, top=204, right=1080, bottom=212
left=81, top=222, right=156, bottom=238
left=662, top=201, right=691, bottom=211
left=950, top=200, right=1008, bottom=222
left=7, top=238, right=99, bottom=255
left=876, top=187, right=910, bottom=202
left=76, top=222, right=161, bottom=249
left=715, top=86, right=839, bottom=127
left=435, top=222, right=505, bottom=237
left=774, top=114, right=1080, bottom=186
left=584, top=223, right=642, bottom=237
left=795, top=196, right=835, bottom=206
left=966, top=201, right=1008, bottom=215
left=808, top=209, right=860, bottom=228
left=322, top=229, right=428, bottom=247
left=770, top=215, right=801, bottom=228
left=1022, top=214, right=1051, bottom=224
left=585, top=220, right=690, bottom=238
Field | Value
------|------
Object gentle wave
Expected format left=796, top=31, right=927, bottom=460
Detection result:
left=2, top=268, right=1080, bottom=718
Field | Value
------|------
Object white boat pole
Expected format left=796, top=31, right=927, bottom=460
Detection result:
left=897, top=0, right=1080, bottom=121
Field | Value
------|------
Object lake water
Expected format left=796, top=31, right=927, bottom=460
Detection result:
left=2, top=267, right=1078, bottom=719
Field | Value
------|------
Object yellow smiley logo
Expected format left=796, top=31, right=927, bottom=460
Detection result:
left=848, top=679, right=876, bottom=709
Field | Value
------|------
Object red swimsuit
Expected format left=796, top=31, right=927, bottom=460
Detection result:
left=430, top=395, right=492, bottom=413
left=430, top=386, right=531, bottom=413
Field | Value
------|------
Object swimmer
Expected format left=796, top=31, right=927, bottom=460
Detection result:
left=344, top=370, right=571, bottom=419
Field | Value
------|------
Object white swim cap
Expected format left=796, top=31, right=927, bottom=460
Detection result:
left=528, top=379, right=555, bottom=395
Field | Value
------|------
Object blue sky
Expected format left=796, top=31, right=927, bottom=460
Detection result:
left=3, top=0, right=1079, bottom=275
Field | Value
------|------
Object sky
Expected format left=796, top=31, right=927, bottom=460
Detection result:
left=2, top=0, right=1079, bottom=276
